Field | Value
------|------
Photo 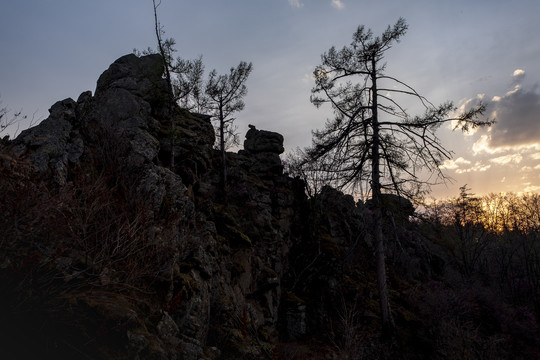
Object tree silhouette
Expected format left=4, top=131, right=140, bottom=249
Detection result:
left=173, top=55, right=207, bottom=113
left=152, top=0, right=177, bottom=169
left=205, top=62, right=253, bottom=191
left=151, top=0, right=209, bottom=169
left=148, top=1, right=252, bottom=192
left=305, top=17, right=492, bottom=336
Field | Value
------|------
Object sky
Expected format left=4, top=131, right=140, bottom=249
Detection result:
left=1, top=0, right=539, bottom=199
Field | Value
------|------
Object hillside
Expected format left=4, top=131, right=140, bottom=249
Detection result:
left=1, top=54, right=539, bottom=359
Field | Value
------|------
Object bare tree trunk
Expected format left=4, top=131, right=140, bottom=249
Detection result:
left=153, top=0, right=175, bottom=170
left=219, top=101, right=227, bottom=195
left=371, top=61, right=395, bottom=338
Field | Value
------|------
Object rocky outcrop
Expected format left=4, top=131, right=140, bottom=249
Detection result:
left=238, top=125, right=284, bottom=177
left=3, top=54, right=211, bottom=359
left=12, top=97, right=83, bottom=184
left=2, top=53, right=348, bottom=359
left=2, top=52, right=539, bottom=360
left=243, top=124, right=284, bottom=154
left=5, top=52, right=479, bottom=360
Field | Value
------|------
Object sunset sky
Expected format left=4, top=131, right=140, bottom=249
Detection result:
left=1, top=0, right=539, bottom=199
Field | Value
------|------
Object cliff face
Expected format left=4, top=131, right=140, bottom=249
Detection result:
left=0, top=54, right=374, bottom=359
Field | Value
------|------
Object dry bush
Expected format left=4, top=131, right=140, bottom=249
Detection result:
left=0, top=131, right=182, bottom=357
left=434, top=317, right=508, bottom=360
left=328, top=296, right=365, bottom=359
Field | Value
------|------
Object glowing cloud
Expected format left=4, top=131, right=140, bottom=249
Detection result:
left=461, top=69, right=540, bottom=151
left=455, top=162, right=491, bottom=174
left=523, top=184, right=540, bottom=192
left=489, top=154, right=523, bottom=165
left=440, top=157, right=491, bottom=173
left=452, top=94, right=485, bottom=135
left=513, top=68, right=526, bottom=81
left=439, top=157, right=471, bottom=170
left=472, top=135, right=501, bottom=155
left=487, top=70, right=540, bottom=148
left=473, top=134, right=540, bottom=155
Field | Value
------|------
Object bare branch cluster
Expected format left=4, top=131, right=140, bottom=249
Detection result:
left=305, top=17, right=491, bottom=200
left=0, top=99, right=27, bottom=138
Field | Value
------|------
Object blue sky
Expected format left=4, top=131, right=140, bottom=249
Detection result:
left=1, top=0, right=539, bottom=198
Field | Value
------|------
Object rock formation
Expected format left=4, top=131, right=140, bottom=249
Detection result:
left=2, top=54, right=368, bottom=359
left=2, top=53, right=537, bottom=360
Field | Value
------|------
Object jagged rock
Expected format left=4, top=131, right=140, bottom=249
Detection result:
left=317, top=185, right=364, bottom=247
left=238, top=125, right=285, bottom=177
left=5, top=53, right=314, bottom=359
left=1, top=51, right=538, bottom=360
left=95, top=53, right=167, bottom=102
left=172, top=112, right=215, bottom=186
left=1, top=53, right=416, bottom=360
left=11, top=54, right=169, bottom=183
left=244, top=124, right=284, bottom=154
left=12, top=98, right=82, bottom=184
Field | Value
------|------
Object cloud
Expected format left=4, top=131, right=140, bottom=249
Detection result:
left=452, top=94, right=485, bottom=135
left=472, top=135, right=495, bottom=154
left=331, top=0, right=344, bottom=9
left=288, top=0, right=304, bottom=8
left=473, top=134, right=540, bottom=155
left=523, top=184, right=540, bottom=192
left=483, top=69, right=540, bottom=149
left=513, top=69, right=526, bottom=83
left=439, top=158, right=490, bottom=173
left=530, top=152, right=540, bottom=160
left=489, top=153, right=523, bottom=165
left=439, top=157, right=471, bottom=170
left=288, top=0, right=343, bottom=9
left=440, top=157, right=492, bottom=173
left=455, top=162, right=491, bottom=174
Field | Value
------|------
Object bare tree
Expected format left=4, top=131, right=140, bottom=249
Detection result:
left=0, top=98, right=27, bottom=139
left=305, top=18, right=491, bottom=336
left=452, top=185, right=490, bottom=278
left=152, top=0, right=177, bottom=169
left=205, top=62, right=253, bottom=191
left=149, top=2, right=251, bottom=189
left=286, top=147, right=349, bottom=199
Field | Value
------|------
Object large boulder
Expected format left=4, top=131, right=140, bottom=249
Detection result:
left=95, top=53, right=167, bottom=102
left=239, top=125, right=284, bottom=177
left=244, top=124, right=284, bottom=154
